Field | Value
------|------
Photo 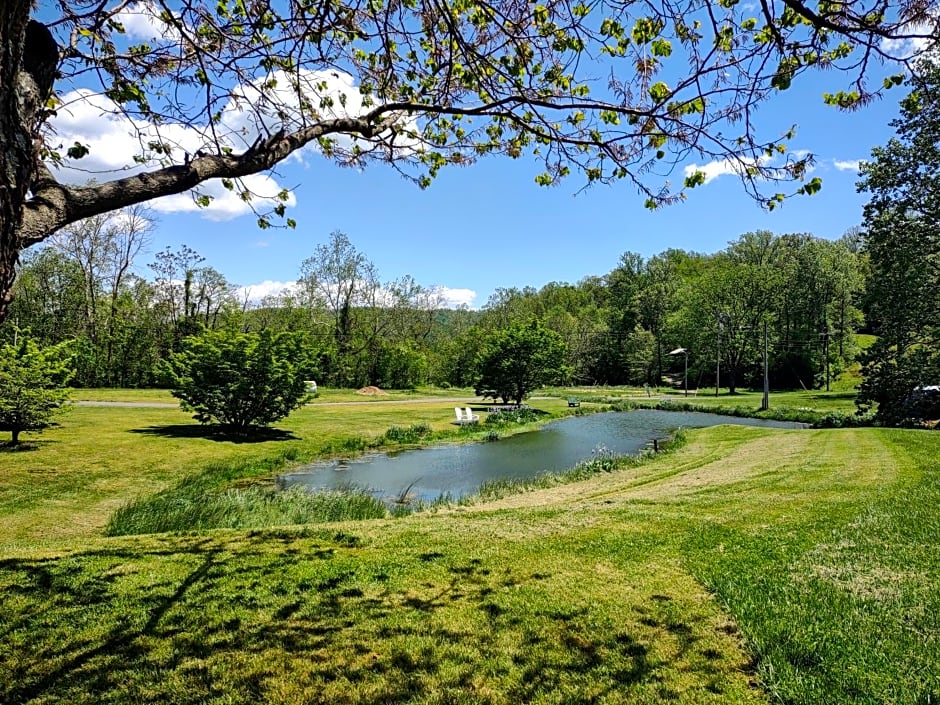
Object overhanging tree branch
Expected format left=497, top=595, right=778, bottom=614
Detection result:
left=1, top=0, right=938, bottom=322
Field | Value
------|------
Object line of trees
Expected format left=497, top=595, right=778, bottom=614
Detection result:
left=461, top=231, right=866, bottom=394
left=1, top=225, right=867, bottom=396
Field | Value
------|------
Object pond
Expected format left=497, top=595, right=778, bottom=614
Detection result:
left=277, top=410, right=807, bottom=504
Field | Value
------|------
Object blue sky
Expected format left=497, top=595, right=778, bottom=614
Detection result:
left=43, top=3, right=915, bottom=309
left=141, top=91, right=889, bottom=308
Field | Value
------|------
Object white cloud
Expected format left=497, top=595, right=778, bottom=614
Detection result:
left=220, top=69, right=421, bottom=159
left=47, top=89, right=281, bottom=221
left=147, top=174, right=296, bottom=221
left=833, top=159, right=862, bottom=172
left=434, top=286, right=477, bottom=309
left=683, top=155, right=773, bottom=185
left=682, top=150, right=819, bottom=187
left=881, top=18, right=939, bottom=59
left=236, top=280, right=300, bottom=304
left=222, top=70, right=360, bottom=150
left=881, top=36, right=928, bottom=58
left=49, top=89, right=204, bottom=177
left=114, top=2, right=182, bottom=43
left=46, top=65, right=416, bottom=220
left=683, top=158, right=737, bottom=185
left=237, top=281, right=476, bottom=309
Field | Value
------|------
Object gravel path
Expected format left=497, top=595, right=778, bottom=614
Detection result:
left=72, top=396, right=488, bottom=408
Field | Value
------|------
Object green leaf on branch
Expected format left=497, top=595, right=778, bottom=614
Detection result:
left=649, top=82, right=670, bottom=102
left=823, top=91, right=861, bottom=108
left=651, top=39, right=672, bottom=57
left=882, top=73, right=906, bottom=89
left=797, top=177, right=823, bottom=196
left=66, top=142, right=90, bottom=160
left=632, top=17, right=664, bottom=44
left=535, top=173, right=554, bottom=186
left=683, top=170, right=706, bottom=188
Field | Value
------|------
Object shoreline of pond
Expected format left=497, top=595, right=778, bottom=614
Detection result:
left=106, top=402, right=856, bottom=536
left=278, top=408, right=809, bottom=505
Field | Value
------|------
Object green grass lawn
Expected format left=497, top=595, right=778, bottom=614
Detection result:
left=69, top=386, right=178, bottom=403
left=70, top=386, right=481, bottom=404
left=0, top=398, right=568, bottom=550
left=547, top=385, right=861, bottom=415
left=658, top=388, right=860, bottom=414
left=1, top=388, right=937, bottom=703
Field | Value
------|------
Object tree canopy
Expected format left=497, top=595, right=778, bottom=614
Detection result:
left=0, top=336, right=72, bottom=446
left=4, top=221, right=866, bottom=395
left=857, top=59, right=940, bottom=425
left=475, top=319, right=568, bottom=404
left=164, top=329, right=312, bottom=432
left=1, top=0, right=937, bottom=320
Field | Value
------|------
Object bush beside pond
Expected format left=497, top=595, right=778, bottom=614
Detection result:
left=485, top=407, right=540, bottom=425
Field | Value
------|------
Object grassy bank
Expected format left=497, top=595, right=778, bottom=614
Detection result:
left=0, top=399, right=571, bottom=549
left=1, top=389, right=937, bottom=703
left=103, top=453, right=391, bottom=536
left=603, top=397, right=873, bottom=428
left=104, top=415, right=672, bottom=535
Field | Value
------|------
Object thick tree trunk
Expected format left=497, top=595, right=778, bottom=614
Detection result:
left=0, top=1, right=33, bottom=322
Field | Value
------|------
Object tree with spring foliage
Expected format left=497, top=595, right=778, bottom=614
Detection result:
left=1, top=0, right=937, bottom=322
left=164, top=329, right=312, bottom=432
left=474, top=319, right=568, bottom=404
left=0, top=336, right=72, bottom=446
left=857, top=59, right=940, bottom=425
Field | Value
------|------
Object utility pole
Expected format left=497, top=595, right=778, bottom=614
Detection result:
left=824, top=323, right=830, bottom=392
left=684, top=349, right=688, bottom=397
left=761, top=321, right=769, bottom=411
left=715, top=314, right=722, bottom=397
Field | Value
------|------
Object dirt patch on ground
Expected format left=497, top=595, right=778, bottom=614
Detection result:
left=356, top=386, right=388, bottom=395
left=807, top=562, right=920, bottom=601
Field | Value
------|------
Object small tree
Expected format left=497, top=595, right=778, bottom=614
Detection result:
left=165, top=329, right=311, bottom=432
left=474, top=320, right=568, bottom=405
left=0, top=337, right=71, bottom=446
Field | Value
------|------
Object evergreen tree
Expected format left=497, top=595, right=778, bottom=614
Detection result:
left=0, top=336, right=72, bottom=446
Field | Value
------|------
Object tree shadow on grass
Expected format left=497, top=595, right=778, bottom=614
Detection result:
left=0, top=442, right=38, bottom=452
left=0, top=529, right=757, bottom=705
left=129, top=424, right=298, bottom=444
left=0, top=439, right=54, bottom=452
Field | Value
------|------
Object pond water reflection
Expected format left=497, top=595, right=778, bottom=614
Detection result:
left=278, top=410, right=806, bottom=504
